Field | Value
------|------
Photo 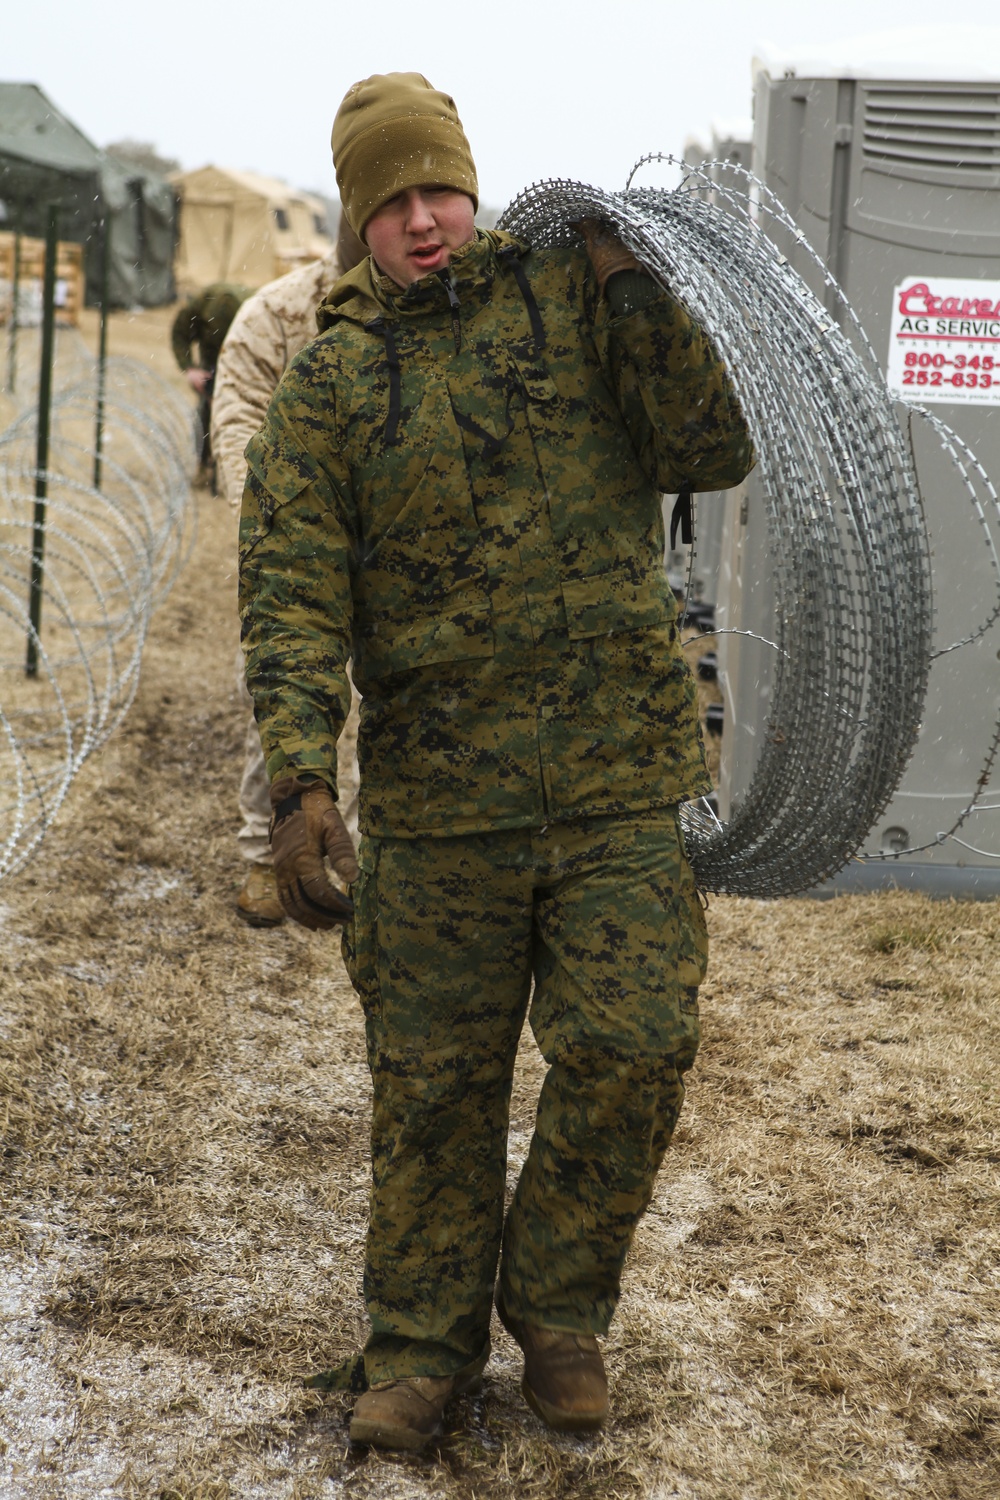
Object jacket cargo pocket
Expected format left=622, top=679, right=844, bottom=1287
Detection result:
left=341, top=836, right=383, bottom=1066
left=560, top=567, right=676, bottom=641
left=357, top=607, right=494, bottom=681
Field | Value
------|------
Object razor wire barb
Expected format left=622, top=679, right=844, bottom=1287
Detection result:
left=0, top=329, right=194, bottom=880
left=500, top=159, right=944, bottom=896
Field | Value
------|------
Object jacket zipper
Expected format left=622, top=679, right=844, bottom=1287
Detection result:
left=442, top=271, right=462, bottom=354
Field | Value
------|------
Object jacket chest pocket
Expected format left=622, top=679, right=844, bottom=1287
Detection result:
left=356, top=383, right=485, bottom=589
left=353, top=381, right=493, bottom=678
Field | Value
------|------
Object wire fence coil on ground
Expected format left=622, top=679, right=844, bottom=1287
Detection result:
left=501, top=163, right=940, bottom=897
left=0, top=332, right=193, bottom=880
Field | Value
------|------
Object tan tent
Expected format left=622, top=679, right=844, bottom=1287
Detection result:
left=170, top=165, right=332, bottom=292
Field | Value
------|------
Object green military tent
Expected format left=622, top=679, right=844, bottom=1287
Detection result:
left=0, top=82, right=177, bottom=307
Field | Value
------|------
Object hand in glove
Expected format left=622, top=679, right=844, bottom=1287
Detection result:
left=575, top=218, right=642, bottom=295
left=269, top=772, right=360, bottom=930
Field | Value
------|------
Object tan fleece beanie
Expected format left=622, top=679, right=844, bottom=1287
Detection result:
left=332, top=72, right=479, bottom=238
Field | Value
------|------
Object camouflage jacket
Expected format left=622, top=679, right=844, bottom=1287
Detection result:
left=211, top=250, right=346, bottom=507
left=170, top=282, right=249, bottom=373
left=239, top=229, right=753, bottom=837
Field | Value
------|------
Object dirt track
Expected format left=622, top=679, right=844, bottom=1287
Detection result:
left=1, top=306, right=999, bottom=1499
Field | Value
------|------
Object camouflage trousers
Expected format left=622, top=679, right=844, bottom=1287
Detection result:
left=341, top=807, right=706, bottom=1384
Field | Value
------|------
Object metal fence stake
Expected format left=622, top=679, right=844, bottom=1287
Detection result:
left=25, top=206, right=59, bottom=678
left=93, top=215, right=110, bottom=488
left=7, top=231, right=21, bottom=393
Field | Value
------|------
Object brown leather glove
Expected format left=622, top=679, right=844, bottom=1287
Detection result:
left=269, top=772, right=360, bottom=930
left=575, top=218, right=642, bottom=294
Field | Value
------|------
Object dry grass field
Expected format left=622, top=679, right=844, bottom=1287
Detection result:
left=1, top=306, right=999, bottom=1500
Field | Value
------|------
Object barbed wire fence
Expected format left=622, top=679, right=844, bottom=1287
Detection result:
left=500, top=159, right=998, bottom=897
left=0, top=326, right=194, bottom=880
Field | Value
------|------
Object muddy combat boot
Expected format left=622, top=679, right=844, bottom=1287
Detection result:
left=495, top=1288, right=608, bottom=1433
left=349, top=1352, right=488, bottom=1451
left=235, top=863, right=285, bottom=927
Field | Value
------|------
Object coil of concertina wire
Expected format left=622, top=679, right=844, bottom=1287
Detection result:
left=500, top=163, right=935, bottom=897
left=0, top=335, right=193, bottom=880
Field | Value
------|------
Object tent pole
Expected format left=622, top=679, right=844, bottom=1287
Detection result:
left=7, top=231, right=21, bottom=393
left=93, top=214, right=110, bottom=488
left=26, top=207, right=59, bottom=679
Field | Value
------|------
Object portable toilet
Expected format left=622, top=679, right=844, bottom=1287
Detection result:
left=716, top=26, right=1000, bottom=894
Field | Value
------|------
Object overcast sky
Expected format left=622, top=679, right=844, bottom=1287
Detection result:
left=8, top=4, right=1000, bottom=209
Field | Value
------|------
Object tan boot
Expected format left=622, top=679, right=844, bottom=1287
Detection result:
left=349, top=1351, right=488, bottom=1451
left=495, top=1288, right=608, bottom=1433
left=235, top=863, right=285, bottom=927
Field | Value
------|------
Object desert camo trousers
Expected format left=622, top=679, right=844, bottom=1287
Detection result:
left=341, top=807, right=707, bottom=1385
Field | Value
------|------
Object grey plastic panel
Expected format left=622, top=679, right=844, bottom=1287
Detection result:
left=717, top=65, right=1000, bottom=894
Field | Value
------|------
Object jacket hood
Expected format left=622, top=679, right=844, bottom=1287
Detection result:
left=316, top=228, right=529, bottom=332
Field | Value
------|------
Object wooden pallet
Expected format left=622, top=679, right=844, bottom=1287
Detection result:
left=0, top=232, right=85, bottom=328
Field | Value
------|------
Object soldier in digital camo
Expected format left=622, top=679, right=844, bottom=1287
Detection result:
left=238, top=72, right=754, bottom=1451
left=171, top=282, right=249, bottom=489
